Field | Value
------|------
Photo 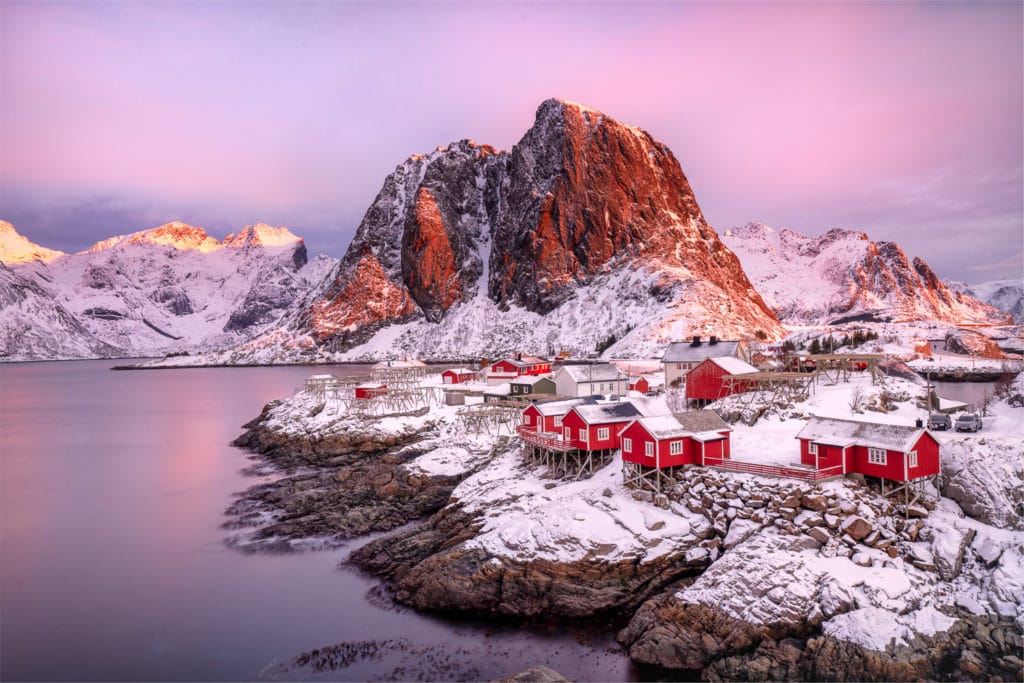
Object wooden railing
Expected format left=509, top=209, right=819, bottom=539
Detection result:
left=516, top=424, right=576, bottom=451
left=705, top=459, right=844, bottom=481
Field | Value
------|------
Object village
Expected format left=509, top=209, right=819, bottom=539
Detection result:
left=299, top=334, right=1009, bottom=515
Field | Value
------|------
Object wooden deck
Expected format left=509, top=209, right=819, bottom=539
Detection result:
left=705, top=460, right=844, bottom=481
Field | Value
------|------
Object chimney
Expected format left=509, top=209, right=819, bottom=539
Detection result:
left=516, top=352, right=522, bottom=360
left=709, top=335, right=719, bottom=345
left=691, top=336, right=702, bottom=347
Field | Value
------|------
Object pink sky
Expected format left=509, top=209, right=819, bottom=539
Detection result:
left=1, top=1, right=1021, bottom=282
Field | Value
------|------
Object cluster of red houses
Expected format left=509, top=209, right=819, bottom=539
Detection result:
left=518, top=396, right=940, bottom=486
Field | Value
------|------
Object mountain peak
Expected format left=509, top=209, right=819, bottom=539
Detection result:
left=223, top=224, right=303, bottom=248
left=0, top=220, right=66, bottom=264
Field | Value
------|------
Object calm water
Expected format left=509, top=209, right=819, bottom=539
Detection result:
left=0, top=361, right=631, bottom=682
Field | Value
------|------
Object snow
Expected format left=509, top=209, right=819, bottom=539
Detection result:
left=710, top=356, right=759, bottom=375
left=823, top=606, right=956, bottom=652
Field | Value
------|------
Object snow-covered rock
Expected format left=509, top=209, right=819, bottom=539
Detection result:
left=951, top=279, right=1023, bottom=324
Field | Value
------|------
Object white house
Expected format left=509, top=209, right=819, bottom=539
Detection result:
left=553, top=363, right=629, bottom=397
left=661, top=336, right=747, bottom=388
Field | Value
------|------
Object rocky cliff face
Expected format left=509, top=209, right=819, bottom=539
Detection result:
left=0, top=222, right=335, bottom=360
left=278, top=99, right=783, bottom=359
left=722, top=223, right=1010, bottom=326
left=951, top=279, right=1023, bottom=324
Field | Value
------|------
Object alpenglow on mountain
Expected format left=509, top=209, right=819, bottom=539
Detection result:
left=227, top=98, right=785, bottom=362
left=0, top=221, right=335, bottom=361
left=721, top=222, right=1010, bottom=326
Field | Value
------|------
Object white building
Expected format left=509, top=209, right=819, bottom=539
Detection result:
left=553, top=363, right=629, bottom=397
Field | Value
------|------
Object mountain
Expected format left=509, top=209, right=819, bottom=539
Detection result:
left=0, top=220, right=65, bottom=264
left=229, top=98, right=784, bottom=362
left=950, top=280, right=1023, bottom=324
left=721, top=223, right=1010, bottom=326
left=0, top=222, right=336, bottom=361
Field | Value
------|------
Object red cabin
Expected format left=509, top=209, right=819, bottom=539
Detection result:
left=685, top=357, right=759, bottom=404
left=620, top=410, right=733, bottom=469
left=561, top=402, right=646, bottom=452
left=442, top=368, right=478, bottom=384
left=354, top=383, right=387, bottom=399
left=520, top=397, right=595, bottom=434
left=487, top=355, right=552, bottom=384
left=795, top=416, right=940, bottom=482
left=630, top=377, right=651, bottom=394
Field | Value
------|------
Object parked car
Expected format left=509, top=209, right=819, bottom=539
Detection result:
left=928, top=414, right=951, bottom=430
left=955, top=414, right=983, bottom=432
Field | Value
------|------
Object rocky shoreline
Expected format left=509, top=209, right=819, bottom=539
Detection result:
left=230, top=394, right=1023, bottom=681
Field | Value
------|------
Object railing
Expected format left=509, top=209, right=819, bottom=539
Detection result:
left=516, top=425, right=576, bottom=451
left=705, top=459, right=844, bottom=481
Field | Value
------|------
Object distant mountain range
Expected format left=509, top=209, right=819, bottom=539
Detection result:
left=1, top=100, right=1015, bottom=363
left=721, top=222, right=1010, bottom=326
left=0, top=220, right=335, bottom=361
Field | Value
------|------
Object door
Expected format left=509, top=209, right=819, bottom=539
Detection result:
left=563, top=427, right=571, bottom=442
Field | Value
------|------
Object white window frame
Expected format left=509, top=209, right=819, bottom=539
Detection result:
left=579, top=428, right=588, bottom=442
left=524, top=414, right=532, bottom=425
left=623, top=437, right=632, bottom=453
left=645, top=442, right=654, bottom=457
left=908, top=450, right=918, bottom=468
left=807, top=442, right=817, bottom=455
left=670, top=440, right=683, bottom=456
left=597, top=427, right=610, bottom=441
left=554, top=416, right=562, bottom=427
left=868, top=447, right=887, bottom=465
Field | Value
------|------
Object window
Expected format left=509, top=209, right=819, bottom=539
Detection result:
left=908, top=450, right=918, bottom=468
left=868, top=448, right=887, bottom=465
left=623, top=437, right=632, bottom=453
left=598, top=427, right=610, bottom=441
left=524, top=414, right=532, bottom=425
left=645, top=442, right=654, bottom=457
left=554, top=416, right=562, bottom=427
left=808, top=442, right=817, bottom=455
left=670, top=441, right=683, bottom=455
left=580, top=428, right=588, bottom=442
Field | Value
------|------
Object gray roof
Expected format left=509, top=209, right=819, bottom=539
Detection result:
left=532, top=397, right=596, bottom=416
left=673, top=410, right=732, bottom=433
left=662, top=340, right=741, bottom=363
left=558, top=363, right=627, bottom=383
left=796, top=416, right=928, bottom=453
left=572, top=402, right=642, bottom=424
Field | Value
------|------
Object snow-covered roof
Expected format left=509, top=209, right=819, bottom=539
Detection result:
left=307, top=374, right=335, bottom=380
left=443, top=367, right=478, bottom=375
left=483, top=383, right=511, bottom=396
left=662, top=340, right=741, bottom=363
left=630, top=396, right=672, bottom=417
left=510, top=374, right=554, bottom=386
left=571, top=402, right=641, bottom=424
left=633, top=415, right=690, bottom=439
left=557, top=363, right=626, bottom=383
left=796, top=416, right=928, bottom=453
left=673, top=410, right=731, bottom=433
left=691, top=431, right=729, bottom=443
left=707, top=356, right=759, bottom=375
left=357, top=382, right=385, bottom=389
left=531, top=397, right=596, bottom=416
left=499, top=355, right=547, bottom=367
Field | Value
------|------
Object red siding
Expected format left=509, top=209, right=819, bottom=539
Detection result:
left=521, top=404, right=542, bottom=431
left=561, top=410, right=587, bottom=449
left=630, top=377, right=651, bottom=394
left=442, top=370, right=476, bottom=384
left=685, top=359, right=751, bottom=401
left=907, top=433, right=941, bottom=479
left=355, top=385, right=387, bottom=399
left=701, top=439, right=725, bottom=463
left=620, top=422, right=695, bottom=468
left=851, top=445, right=906, bottom=481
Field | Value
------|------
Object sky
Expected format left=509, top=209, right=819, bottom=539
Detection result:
left=1, top=1, right=1021, bottom=283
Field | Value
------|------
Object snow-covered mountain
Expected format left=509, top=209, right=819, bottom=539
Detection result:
left=721, top=223, right=1010, bottom=326
left=950, top=279, right=1023, bottom=324
left=211, top=98, right=785, bottom=363
left=0, top=222, right=336, bottom=361
left=0, top=220, right=65, bottom=264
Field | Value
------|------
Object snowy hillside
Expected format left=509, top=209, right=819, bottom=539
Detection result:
left=0, top=220, right=65, bottom=264
left=951, top=279, right=1023, bottom=324
left=722, top=223, right=1008, bottom=326
left=1, top=222, right=336, bottom=361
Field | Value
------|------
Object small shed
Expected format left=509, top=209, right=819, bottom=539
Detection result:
left=630, top=376, right=651, bottom=394
left=442, top=368, right=478, bottom=384
left=354, top=383, right=387, bottom=399
left=510, top=375, right=556, bottom=396
left=684, top=357, right=759, bottom=404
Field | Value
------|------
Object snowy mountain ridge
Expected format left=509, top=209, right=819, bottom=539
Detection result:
left=200, top=98, right=785, bottom=363
left=949, top=279, right=1023, bottom=324
left=721, top=222, right=1009, bottom=326
left=0, top=221, right=336, bottom=361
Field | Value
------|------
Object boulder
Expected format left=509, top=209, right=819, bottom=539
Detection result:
left=807, top=527, right=831, bottom=545
left=931, top=526, right=976, bottom=580
left=801, top=494, right=829, bottom=512
left=840, top=516, right=872, bottom=541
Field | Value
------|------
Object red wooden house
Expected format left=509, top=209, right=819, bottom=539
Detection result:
left=560, top=403, right=644, bottom=452
left=685, top=357, right=759, bottom=404
left=620, top=410, right=733, bottom=469
left=795, top=416, right=940, bottom=483
left=630, top=376, right=651, bottom=394
left=520, top=397, right=596, bottom=435
left=354, top=383, right=387, bottom=399
left=487, top=355, right=552, bottom=384
left=441, top=368, right=478, bottom=384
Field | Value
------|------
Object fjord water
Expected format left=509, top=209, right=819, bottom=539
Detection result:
left=0, top=361, right=630, bottom=682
